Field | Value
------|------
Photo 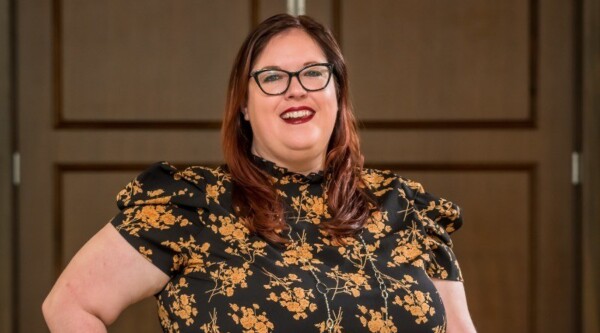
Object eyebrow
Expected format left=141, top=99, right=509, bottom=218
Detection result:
left=257, top=61, right=322, bottom=71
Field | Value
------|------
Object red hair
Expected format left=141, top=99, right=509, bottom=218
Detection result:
left=221, top=14, right=377, bottom=246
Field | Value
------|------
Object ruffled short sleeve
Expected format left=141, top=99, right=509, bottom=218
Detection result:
left=109, top=161, right=207, bottom=276
left=401, top=178, right=464, bottom=281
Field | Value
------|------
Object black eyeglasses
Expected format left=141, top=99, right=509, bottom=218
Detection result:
left=249, top=63, right=334, bottom=96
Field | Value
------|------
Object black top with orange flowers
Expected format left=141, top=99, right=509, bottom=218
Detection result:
left=110, top=155, right=463, bottom=333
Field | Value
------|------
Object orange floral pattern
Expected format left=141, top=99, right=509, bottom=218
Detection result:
left=109, top=157, right=463, bottom=332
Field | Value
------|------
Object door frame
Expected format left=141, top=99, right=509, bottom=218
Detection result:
left=0, top=0, right=16, bottom=332
left=581, top=0, right=600, bottom=331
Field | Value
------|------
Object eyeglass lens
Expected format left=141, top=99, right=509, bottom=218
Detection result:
left=255, top=65, right=331, bottom=95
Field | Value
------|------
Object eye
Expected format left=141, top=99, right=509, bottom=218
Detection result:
left=303, top=69, right=324, bottom=77
left=259, top=71, right=284, bottom=83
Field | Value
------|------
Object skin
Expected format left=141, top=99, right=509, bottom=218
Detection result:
left=43, top=28, right=477, bottom=333
left=245, top=28, right=338, bottom=176
left=42, top=224, right=169, bottom=332
left=433, top=278, right=478, bottom=332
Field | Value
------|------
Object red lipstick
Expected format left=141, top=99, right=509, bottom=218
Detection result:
left=280, top=106, right=316, bottom=125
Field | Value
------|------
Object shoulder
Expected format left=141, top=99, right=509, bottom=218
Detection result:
left=360, top=167, right=423, bottom=200
left=361, top=166, right=463, bottom=234
left=116, top=161, right=232, bottom=210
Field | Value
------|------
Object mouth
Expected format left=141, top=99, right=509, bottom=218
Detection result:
left=280, top=106, right=316, bottom=124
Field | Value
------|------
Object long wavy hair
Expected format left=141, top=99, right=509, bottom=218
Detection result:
left=221, top=14, right=377, bottom=246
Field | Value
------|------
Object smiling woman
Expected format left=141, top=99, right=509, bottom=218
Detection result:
left=245, top=29, right=338, bottom=173
left=42, top=14, right=476, bottom=333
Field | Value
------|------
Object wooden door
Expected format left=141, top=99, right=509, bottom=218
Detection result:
left=17, top=1, right=576, bottom=332
left=343, top=1, right=575, bottom=332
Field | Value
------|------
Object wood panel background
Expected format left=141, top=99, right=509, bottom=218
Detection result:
left=0, top=0, right=14, bottom=332
left=15, top=0, right=582, bottom=332
left=344, top=0, right=533, bottom=126
left=582, top=0, right=600, bottom=330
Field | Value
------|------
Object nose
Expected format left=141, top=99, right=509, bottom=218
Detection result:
left=284, top=74, right=307, bottom=99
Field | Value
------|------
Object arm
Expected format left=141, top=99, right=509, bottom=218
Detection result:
left=432, top=278, right=477, bottom=333
left=42, top=223, right=170, bottom=332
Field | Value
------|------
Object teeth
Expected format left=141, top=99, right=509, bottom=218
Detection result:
left=281, top=110, right=313, bottom=119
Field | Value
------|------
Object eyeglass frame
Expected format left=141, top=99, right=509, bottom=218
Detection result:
left=248, top=63, right=334, bottom=96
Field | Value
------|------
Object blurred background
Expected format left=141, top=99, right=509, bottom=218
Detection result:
left=1, top=0, right=598, bottom=332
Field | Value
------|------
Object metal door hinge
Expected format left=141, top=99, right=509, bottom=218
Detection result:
left=572, top=151, right=580, bottom=185
left=12, top=152, right=20, bottom=186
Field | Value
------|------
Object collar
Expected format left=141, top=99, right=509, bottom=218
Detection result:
left=251, top=154, right=325, bottom=185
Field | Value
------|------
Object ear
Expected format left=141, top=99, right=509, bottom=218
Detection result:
left=242, top=107, right=249, bottom=121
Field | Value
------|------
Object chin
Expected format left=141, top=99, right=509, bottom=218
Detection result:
left=283, top=140, right=323, bottom=152
left=285, top=144, right=319, bottom=152
left=286, top=133, right=322, bottom=145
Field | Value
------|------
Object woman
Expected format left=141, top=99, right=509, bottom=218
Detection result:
left=43, top=14, right=476, bottom=333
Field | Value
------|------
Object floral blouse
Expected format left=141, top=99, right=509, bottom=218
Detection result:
left=110, top=155, right=463, bottom=333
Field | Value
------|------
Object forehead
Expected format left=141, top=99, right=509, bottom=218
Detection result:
left=253, top=28, right=328, bottom=70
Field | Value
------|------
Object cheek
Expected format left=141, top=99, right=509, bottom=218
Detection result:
left=247, top=98, right=284, bottom=140
left=324, top=78, right=339, bottom=106
left=321, top=89, right=339, bottom=123
left=246, top=85, right=261, bottom=112
left=247, top=92, right=276, bottom=121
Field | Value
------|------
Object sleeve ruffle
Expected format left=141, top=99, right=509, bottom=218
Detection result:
left=403, top=179, right=464, bottom=281
left=109, top=161, right=207, bottom=276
